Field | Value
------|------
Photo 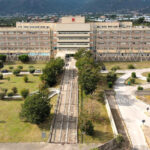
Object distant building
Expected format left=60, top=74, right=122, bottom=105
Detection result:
left=1, top=16, right=150, bottom=61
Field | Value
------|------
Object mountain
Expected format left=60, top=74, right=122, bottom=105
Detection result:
left=84, top=0, right=150, bottom=13
left=0, top=0, right=150, bottom=15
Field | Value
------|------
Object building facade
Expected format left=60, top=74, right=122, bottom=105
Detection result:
left=1, top=16, right=150, bottom=61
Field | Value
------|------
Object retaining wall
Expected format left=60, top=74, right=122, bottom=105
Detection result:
left=104, top=94, right=118, bottom=136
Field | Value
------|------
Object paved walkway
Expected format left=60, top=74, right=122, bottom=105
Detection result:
left=0, top=143, right=100, bottom=150
left=114, top=68, right=150, bottom=150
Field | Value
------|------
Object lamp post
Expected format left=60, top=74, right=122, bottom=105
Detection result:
left=142, top=120, right=145, bottom=125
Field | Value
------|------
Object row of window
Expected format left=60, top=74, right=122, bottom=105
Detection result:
left=98, top=42, right=150, bottom=45
left=58, top=42, right=89, bottom=45
left=0, top=31, right=49, bottom=35
left=58, top=31, right=89, bottom=34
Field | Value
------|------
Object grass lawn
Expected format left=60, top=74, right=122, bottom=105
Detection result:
left=142, top=72, right=150, bottom=77
left=125, top=77, right=146, bottom=85
left=137, top=95, right=150, bottom=105
left=0, top=74, right=41, bottom=94
left=104, top=61, right=150, bottom=71
left=78, top=76, right=113, bottom=143
left=3, top=63, right=46, bottom=71
left=0, top=95, right=58, bottom=142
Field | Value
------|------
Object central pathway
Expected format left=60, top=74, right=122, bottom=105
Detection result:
left=49, top=58, right=78, bottom=144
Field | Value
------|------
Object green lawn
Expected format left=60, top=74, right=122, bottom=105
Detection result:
left=125, top=77, right=146, bottom=85
left=3, top=63, right=46, bottom=71
left=142, top=72, right=150, bottom=77
left=78, top=76, right=114, bottom=143
left=0, top=95, right=57, bottom=142
left=104, top=61, right=150, bottom=71
left=0, top=74, right=41, bottom=94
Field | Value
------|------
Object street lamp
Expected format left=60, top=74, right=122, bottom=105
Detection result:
left=81, top=131, right=85, bottom=143
left=142, top=120, right=146, bottom=125
left=146, top=107, right=149, bottom=112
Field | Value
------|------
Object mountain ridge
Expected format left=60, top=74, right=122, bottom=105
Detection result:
left=0, top=0, right=150, bottom=15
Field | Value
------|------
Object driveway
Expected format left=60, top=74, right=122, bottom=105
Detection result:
left=114, top=68, right=150, bottom=150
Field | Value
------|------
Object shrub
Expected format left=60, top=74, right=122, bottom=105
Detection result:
left=7, top=92, right=14, bottom=97
left=111, top=66, right=120, bottom=71
left=81, top=120, right=94, bottom=136
left=0, top=92, right=5, bottom=99
left=128, top=64, right=135, bottom=69
left=29, top=65, right=34, bottom=69
left=115, top=134, right=124, bottom=148
left=9, top=66, right=14, bottom=70
left=108, top=82, right=113, bottom=88
left=130, top=78, right=135, bottom=84
left=24, top=75, right=28, bottom=83
left=148, top=73, right=150, bottom=78
left=7, top=77, right=10, bottom=81
left=29, top=68, right=35, bottom=74
left=20, top=93, right=50, bottom=124
left=131, top=72, right=136, bottom=78
left=18, top=54, right=29, bottom=63
left=147, top=77, right=150, bottom=82
left=21, top=89, right=29, bottom=99
left=98, top=91, right=105, bottom=104
left=0, top=60, right=4, bottom=69
left=107, top=72, right=117, bottom=84
left=12, top=87, right=18, bottom=95
left=0, top=54, right=6, bottom=62
left=0, top=74, right=3, bottom=80
left=13, top=69, right=20, bottom=76
left=138, top=86, right=144, bottom=91
left=17, top=65, right=23, bottom=70
left=1, top=88, right=7, bottom=94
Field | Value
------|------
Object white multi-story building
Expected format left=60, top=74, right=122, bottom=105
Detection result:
left=1, top=16, right=150, bottom=61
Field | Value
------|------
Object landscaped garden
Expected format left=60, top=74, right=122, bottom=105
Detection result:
left=0, top=56, right=64, bottom=142
left=0, top=74, right=41, bottom=94
left=0, top=95, right=57, bottom=142
left=104, top=61, right=150, bottom=71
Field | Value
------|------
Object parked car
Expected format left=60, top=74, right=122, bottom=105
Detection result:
left=1, top=69, right=8, bottom=73
left=34, top=69, right=42, bottom=73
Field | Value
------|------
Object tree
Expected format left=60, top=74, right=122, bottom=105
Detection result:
left=41, top=58, right=65, bottom=87
left=131, top=72, right=136, bottom=78
left=0, top=60, right=4, bottom=70
left=17, top=65, right=23, bottom=70
left=79, top=65, right=99, bottom=94
left=0, top=54, right=6, bottom=62
left=29, top=68, right=35, bottom=74
left=12, top=87, right=18, bottom=95
left=7, top=92, right=14, bottom=97
left=21, top=89, right=29, bottom=99
left=128, top=64, right=135, bottom=69
left=20, top=93, right=50, bottom=124
left=130, top=78, right=135, bottom=84
left=106, top=72, right=117, bottom=84
left=138, top=86, right=143, bottom=91
left=74, top=48, right=87, bottom=60
left=0, top=74, right=3, bottom=80
left=81, top=120, right=94, bottom=136
left=18, top=54, right=29, bottom=63
left=13, top=69, right=20, bottom=76
left=24, top=75, right=28, bottom=83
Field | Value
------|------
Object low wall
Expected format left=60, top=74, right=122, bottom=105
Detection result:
left=98, top=139, right=119, bottom=150
left=104, top=93, right=118, bottom=136
left=135, top=90, right=150, bottom=96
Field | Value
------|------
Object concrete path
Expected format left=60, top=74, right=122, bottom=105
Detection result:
left=114, top=68, right=150, bottom=150
left=0, top=143, right=100, bottom=150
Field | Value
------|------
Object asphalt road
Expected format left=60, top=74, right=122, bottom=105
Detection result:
left=114, top=68, right=150, bottom=150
